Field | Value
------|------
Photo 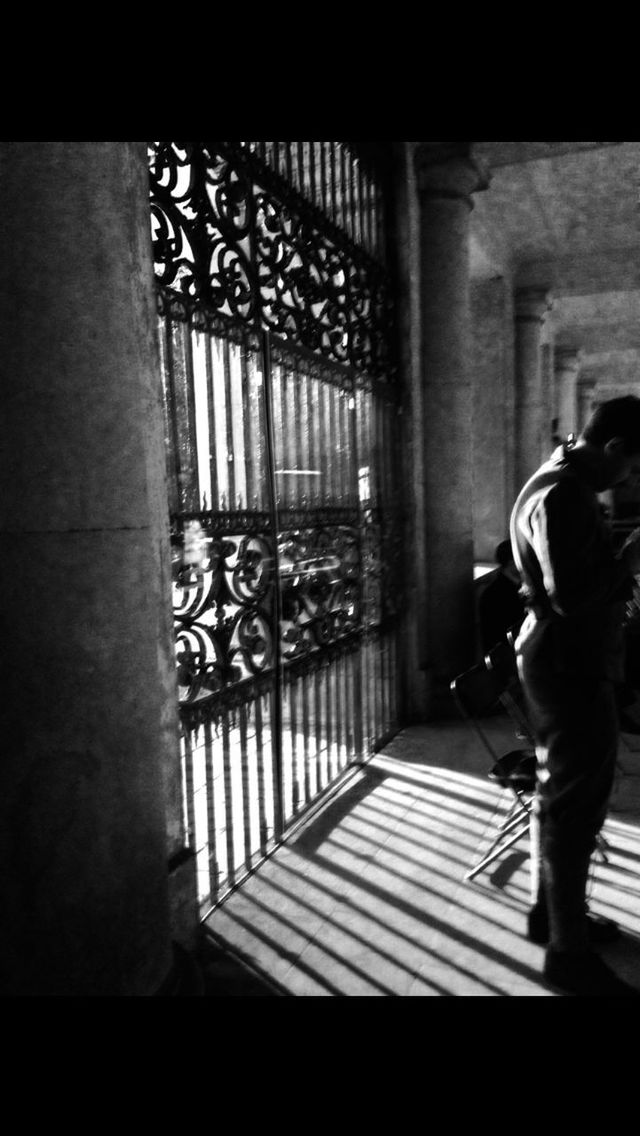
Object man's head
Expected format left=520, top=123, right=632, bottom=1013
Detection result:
left=580, top=396, right=640, bottom=490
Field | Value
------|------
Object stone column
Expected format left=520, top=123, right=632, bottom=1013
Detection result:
left=541, top=340, right=556, bottom=455
left=414, top=143, right=490, bottom=712
left=0, top=143, right=179, bottom=994
left=577, top=375, right=597, bottom=435
left=470, top=276, right=514, bottom=561
left=555, top=347, right=582, bottom=440
left=514, top=287, right=553, bottom=489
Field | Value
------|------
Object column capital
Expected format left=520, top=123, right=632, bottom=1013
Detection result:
left=414, top=142, right=491, bottom=208
left=555, top=346, right=582, bottom=373
left=577, top=374, right=597, bottom=393
left=514, top=286, right=553, bottom=324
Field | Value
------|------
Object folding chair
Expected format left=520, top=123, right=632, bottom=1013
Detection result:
left=450, top=661, right=536, bottom=882
left=485, top=639, right=535, bottom=745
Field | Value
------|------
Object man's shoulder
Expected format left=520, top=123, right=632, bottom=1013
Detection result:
left=515, top=460, right=581, bottom=510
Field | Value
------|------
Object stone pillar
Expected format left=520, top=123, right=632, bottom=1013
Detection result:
left=577, top=375, right=597, bottom=435
left=0, top=143, right=179, bottom=994
left=414, top=143, right=490, bottom=712
left=514, top=287, right=552, bottom=489
left=470, top=276, right=514, bottom=562
left=555, top=347, right=582, bottom=440
left=541, top=339, right=556, bottom=455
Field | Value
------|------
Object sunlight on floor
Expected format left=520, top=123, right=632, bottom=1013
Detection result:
left=203, top=721, right=640, bottom=996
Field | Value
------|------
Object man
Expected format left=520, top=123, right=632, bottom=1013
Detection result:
left=478, top=538, right=525, bottom=654
left=510, top=395, right=640, bottom=996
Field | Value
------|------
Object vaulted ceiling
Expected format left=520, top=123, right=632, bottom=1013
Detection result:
left=469, top=141, right=640, bottom=392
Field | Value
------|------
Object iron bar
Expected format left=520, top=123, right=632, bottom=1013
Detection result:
left=211, top=336, right=231, bottom=507
left=315, top=665, right=325, bottom=792
left=222, top=713, right=236, bottom=891
left=321, top=142, right=329, bottom=216
left=297, top=141, right=304, bottom=196
left=222, top=339, right=237, bottom=508
left=348, top=148, right=357, bottom=248
left=228, top=341, right=247, bottom=508
left=292, top=361, right=304, bottom=505
left=298, top=366, right=311, bottom=505
left=182, top=727, right=197, bottom=855
left=240, top=341, right=255, bottom=509
left=367, top=170, right=375, bottom=256
left=261, top=330, right=285, bottom=839
left=181, top=321, right=200, bottom=511
left=204, top=332, right=220, bottom=510
left=191, top=328, right=212, bottom=510
left=289, top=677, right=300, bottom=814
left=307, top=141, right=316, bottom=207
left=238, top=702, right=254, bottom=872
left=345, top=654, right=355, bottom=760
left=272, top=356, right=284, bottom=508
left=282, top=363, right=295, bottom=508
left=335, top=654, right=344, bottom=772
left=329, top=142, right=337, bottom=227
left=324, top=664, right=334, bottom=784
left=254, top=694, right=269, bottom=854
left=338, top=387, right=348, bottom=503
left=340, top=144, right=349, bottom=237
left=203, top=718, right=219, bottom=906
left=165, top=317, right=199, bottom=511
left=157, top=316, right=180, bottom=514
left=320, top=381, right=331, bottom=504
left=309, top=374, right=320, bottom=506
left=352, top=157, right=361, bottom=249
left=302, top=672, right=311, bottom=802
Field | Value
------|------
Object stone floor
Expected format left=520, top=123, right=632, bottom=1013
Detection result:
left=199, top=712, right=640, bottom=996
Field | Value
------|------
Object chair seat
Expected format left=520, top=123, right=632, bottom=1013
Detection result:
left=488, top=749, right=537, bottom=790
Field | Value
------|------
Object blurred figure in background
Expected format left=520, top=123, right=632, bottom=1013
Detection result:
left=478, top=538, right=525, bottom=654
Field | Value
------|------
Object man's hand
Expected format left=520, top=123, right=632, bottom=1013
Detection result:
left=619, top=527, right=640, bottom=575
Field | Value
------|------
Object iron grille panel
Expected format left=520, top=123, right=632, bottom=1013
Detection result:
left=151, top=141, right=402, bottom=913
left=149, top=141, right=395, bottom=381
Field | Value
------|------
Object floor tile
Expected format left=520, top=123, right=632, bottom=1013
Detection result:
left=202, top=718, right=640, bottom=996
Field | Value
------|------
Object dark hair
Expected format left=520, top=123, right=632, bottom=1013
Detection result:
left=582, top=396, right=640, bottom=452
left=495, top=539, right=514, bottom=568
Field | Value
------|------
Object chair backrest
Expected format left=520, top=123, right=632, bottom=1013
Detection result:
left=485, top=640, right=518, bottom=687
left=452, top=663, right=538, bottom=786
left=450, top=662, right=504, bottom=762
left=452, top=661, right=503, bottom=718
left=485, top=639, right=535, bottom=744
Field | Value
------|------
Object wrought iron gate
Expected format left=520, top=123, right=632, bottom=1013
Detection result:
left=148, top=141, right=403, bottom=914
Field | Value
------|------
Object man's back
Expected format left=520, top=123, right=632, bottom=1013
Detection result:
left=510, top=444, right=631, bottom=681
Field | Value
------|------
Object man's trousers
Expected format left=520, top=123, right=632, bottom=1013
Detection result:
left=518, top=647, right=618, bottom=951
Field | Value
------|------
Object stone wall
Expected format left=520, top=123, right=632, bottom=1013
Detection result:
left=470, top=276, right=516, bottom=563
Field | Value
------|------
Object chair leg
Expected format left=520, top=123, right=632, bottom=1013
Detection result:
left=464, top=821, right=530, bottom=882
left=595, top=832, right=609, bottom=864
left=499, top=807, right=531, bottom=838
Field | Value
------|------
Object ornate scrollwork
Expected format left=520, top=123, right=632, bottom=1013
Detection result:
left=278, top=522, right=360, bottom=659
left=255, top=188, right=350, bottom=363
left=171, top=519, right=276, bottom=708
left=171, top=511, right=369, bottom=712
left=149, top=141, right=396, bottom=381
left=149, top=142, right=255, bottom=324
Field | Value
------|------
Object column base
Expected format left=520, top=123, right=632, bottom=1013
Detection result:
left=154, top=941, right=204, bottom=996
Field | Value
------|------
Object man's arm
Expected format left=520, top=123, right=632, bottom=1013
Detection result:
left=531, top=478, right=635, bottom=616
